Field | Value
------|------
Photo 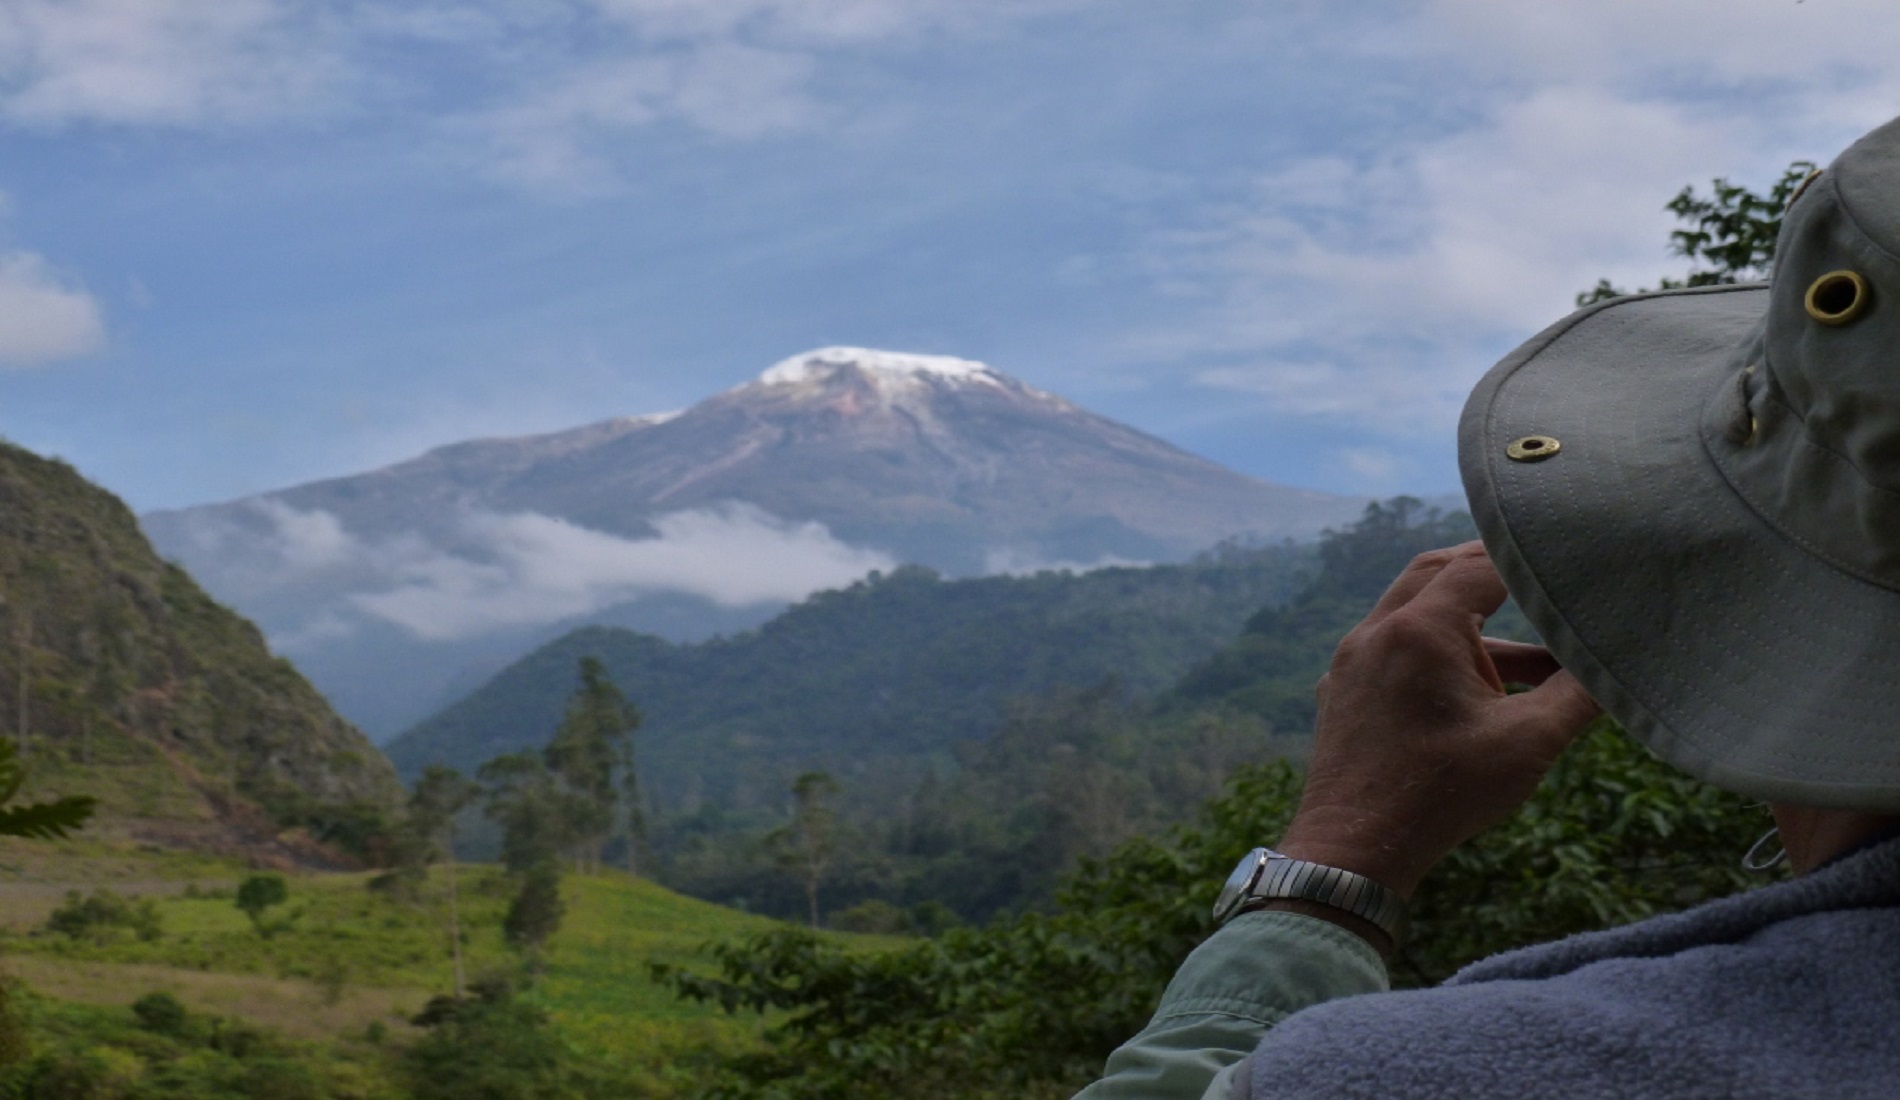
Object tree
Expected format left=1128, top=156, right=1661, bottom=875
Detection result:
left=543, top=656, right=642, bottom=874
left=502, top=860, right=566, bottom=953
left=769, top=772, right=841, bottom=928
left=478, top=752, right=596, bottom=875
left=44, top=888, right=163, bottom=944
left=1579, top=160, right=1817, bottom=304
left=409, top=766, right=481, bottom=998
left=235, top=873, right=290, bottom=938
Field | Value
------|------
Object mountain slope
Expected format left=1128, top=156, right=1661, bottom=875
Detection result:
left=383, top=545, right=1313, bottom=820
left=141, top=348, right=1365, bottom=735
left=0, top=441, right=403, bottom=863
left=157, top=348, right=1354, bottom=567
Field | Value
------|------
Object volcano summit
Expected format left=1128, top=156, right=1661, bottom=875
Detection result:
left=143, top=347, right=1365, bottom=733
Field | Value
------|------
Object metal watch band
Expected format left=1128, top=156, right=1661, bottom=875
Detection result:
left=1214, top=847, right=1406, bottom=939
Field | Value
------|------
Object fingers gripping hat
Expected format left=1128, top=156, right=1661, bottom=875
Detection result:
left=1461, top=115, right=1900, bottom=811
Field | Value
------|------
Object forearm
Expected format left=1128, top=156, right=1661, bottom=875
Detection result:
left=1073, top=910, right=1388, bottom=1100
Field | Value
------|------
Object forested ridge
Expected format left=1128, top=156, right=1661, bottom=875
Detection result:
left=386, top=544, right=1313, bottom=842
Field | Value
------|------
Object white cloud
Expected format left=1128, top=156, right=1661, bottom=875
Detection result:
left=0, top=0, right=1081, bottom=188
left=0, top=250, right=105, bottom=366
left=1422, top=0, right=1900, bottom=98
left=0, top=0, right=342, bottom=128
left=472, top=42, right=821, bottom=192
left=180, top=499, right=894, bottom=645
left=1143, top=5, right=1900, bottom=439
left=353, top=504, right=894, bottom=639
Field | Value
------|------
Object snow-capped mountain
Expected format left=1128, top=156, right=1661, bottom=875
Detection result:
left=142, top=348, right=1366, bottom=734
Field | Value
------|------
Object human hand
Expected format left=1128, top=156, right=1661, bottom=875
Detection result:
left=1275, top=542, right=1600, bottom=900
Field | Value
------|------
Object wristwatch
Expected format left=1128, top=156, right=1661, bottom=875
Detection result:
left=1212, top=846, right=1406, bottom=939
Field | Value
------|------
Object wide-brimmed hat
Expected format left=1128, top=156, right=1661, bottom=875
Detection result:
left=1461, top=115, right=1900, bottom=812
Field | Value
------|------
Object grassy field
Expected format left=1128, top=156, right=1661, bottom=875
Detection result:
left=0, top=841, right=887, bottom=1094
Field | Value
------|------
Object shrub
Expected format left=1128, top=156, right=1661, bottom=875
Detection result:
left=404, top=978, right=633, bottom=1100
left=130, top=991, right=189, bottom=1037
left=234, top=874, right=290, bottom=937
left=43, top=889, right=162, bottom=944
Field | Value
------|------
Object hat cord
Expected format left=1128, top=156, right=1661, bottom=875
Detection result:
left=1741, top=827, right=1787, bottom=871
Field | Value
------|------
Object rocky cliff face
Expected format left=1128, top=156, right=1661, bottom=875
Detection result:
left=0, top=441, right=403, bottom=865
left=143, top=348, right=1366, bottom=733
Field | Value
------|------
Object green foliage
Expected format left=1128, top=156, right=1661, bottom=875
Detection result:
left=235, top=874, right=290, bottom=937
left=43, top=889, right=163, bottom=944
left=504, top=862, right=567, bottom=953
left=404, top=978, right=639, bottom=1100
left=666, top=722, right=1770, bottom=1099
left=1578, top=161, right=1817, bottom=304
left=129, top=992, right=189, bottom=1037
left=481, top=753, right=601, bottom=875
left=0, top=985, right=351, bottom=1100
left=411, top=766, right=482, bottom=847
left=381, top=765, right=483, bottom=898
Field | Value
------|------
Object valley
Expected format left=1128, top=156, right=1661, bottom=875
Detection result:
left=0, top=356, right=1489, bottom=1097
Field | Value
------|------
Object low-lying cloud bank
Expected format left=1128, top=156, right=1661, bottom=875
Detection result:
left=166, top=499, right=895, bottom=646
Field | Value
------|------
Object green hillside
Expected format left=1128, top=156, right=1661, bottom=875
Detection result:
left=385, top=546, right=1312, bottom=819
left=0, top=441, right=402, bottom=862
left=0, top=847, right=868, bottom=1096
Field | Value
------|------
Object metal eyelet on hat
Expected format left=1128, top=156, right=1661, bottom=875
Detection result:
left=1506, top=435, right=1561, bottom=462
left=1804, top=270, right=1870, bottom=326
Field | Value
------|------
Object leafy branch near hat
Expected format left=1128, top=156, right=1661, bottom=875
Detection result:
left=660, top=722, right=1769, bottom=1100
left=1578, top=160, right=1818, bottom=305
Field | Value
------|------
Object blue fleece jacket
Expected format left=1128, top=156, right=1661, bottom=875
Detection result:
left=1237, top=833, right=1900, bottom=1099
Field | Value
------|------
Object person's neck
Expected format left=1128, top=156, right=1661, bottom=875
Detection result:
left=1769, top=804, right=1900, bottom=875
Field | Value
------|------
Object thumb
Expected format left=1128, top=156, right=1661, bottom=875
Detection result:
left=1495, top=669, right=1601, bottom=758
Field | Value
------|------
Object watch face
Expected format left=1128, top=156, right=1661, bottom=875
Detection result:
left=1212, top=847, right=1269, bottom=922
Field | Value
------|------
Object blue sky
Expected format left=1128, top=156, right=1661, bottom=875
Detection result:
left=2, top=0, right=1897, bottom=511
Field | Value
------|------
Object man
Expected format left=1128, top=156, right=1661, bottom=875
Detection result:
left=1077, top=115, right=1900, bottom=1098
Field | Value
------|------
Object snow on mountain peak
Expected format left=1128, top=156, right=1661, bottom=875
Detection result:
left=760, top=347, right=1003, bottom=388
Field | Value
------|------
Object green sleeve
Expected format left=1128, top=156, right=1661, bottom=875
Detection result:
left=1071, top=910, right=1389, bottom=1100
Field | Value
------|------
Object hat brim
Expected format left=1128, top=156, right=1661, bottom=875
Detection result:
left=1462, top=283, right=1900, bottom=811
